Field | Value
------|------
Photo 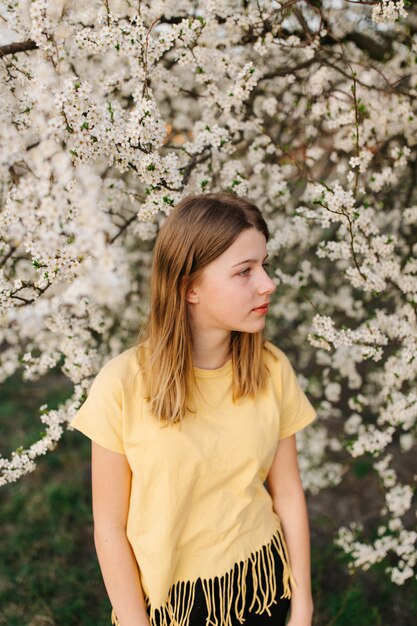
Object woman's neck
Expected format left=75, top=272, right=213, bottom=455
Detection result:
left=191, top=332, right=231, bottom=370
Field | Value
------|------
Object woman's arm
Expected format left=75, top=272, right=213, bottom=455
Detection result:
left=92, top=441, right=150, bottom=626
left=266, top=434, right=314, bottom=626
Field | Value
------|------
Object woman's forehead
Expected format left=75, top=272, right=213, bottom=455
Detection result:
left=214, top=229, right=267, bottom=266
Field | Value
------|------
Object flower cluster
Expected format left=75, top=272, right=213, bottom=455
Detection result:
left=372, top=0, right=408, bottom=24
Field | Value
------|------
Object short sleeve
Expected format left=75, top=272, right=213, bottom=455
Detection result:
left=70, top=360, right=125, bottom=454
left=276, top=348, right=317, bottom=440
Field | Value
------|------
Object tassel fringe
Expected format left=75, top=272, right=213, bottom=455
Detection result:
left=111, top=522, right=295, bottom=626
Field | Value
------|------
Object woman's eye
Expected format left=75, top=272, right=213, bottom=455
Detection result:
left=239, top=263, right=270, bottom=277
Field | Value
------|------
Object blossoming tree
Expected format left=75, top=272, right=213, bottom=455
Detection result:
left=0, top=0, right=415, bottom=587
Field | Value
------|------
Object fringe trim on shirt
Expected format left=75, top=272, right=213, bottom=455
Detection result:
left=111, top=522, right=295, bottom=626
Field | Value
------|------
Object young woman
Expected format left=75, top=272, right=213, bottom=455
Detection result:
left=71, top=192, right=317, bottom=626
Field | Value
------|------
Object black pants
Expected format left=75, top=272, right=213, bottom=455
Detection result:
left=146, top=540, right=291, bottom=626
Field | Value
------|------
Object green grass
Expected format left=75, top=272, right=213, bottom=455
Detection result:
left=1, top=369, right=416, bottom=625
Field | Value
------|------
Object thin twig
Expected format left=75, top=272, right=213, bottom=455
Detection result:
left=347, top=62, right=361, bottom=196
left=142, top=15, right=162, bottom=98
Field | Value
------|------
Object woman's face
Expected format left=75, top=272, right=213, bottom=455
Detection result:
left=186, top=228, right=276, bottom=336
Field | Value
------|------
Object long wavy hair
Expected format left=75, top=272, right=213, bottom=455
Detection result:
left=136, top=191, right=272, bottom=426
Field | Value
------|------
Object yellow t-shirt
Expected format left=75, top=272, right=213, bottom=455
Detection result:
left=70, top=340, right=317, bottom=626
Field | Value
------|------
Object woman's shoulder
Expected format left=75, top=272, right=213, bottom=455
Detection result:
left=262, top=339, right=295, bottom=376
left=263, top=339, right=285, bottom=362
left=94, top=342, right=146, bottom=385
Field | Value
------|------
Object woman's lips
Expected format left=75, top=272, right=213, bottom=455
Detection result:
left=253, top=304, right=269, bottom=314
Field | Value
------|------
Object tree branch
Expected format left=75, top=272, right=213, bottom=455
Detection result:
left=0, top=40, right=38, bottom=58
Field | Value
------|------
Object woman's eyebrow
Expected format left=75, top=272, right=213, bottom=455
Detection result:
left=231, top=254, right=269, bottom=267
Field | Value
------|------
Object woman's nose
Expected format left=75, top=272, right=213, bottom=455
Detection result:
left=258, top=271, right=276, bottom=295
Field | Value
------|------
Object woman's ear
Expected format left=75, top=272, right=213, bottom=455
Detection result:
left=181, top=275, right=199, bottom=304
left=186, top=284, right=199, bottom=304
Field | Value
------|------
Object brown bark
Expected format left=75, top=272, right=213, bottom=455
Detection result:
left=0, top=40, right=38, bottom=58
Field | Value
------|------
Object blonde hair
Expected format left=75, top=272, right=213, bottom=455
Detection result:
left=136, top=191, right=272, bottom=426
